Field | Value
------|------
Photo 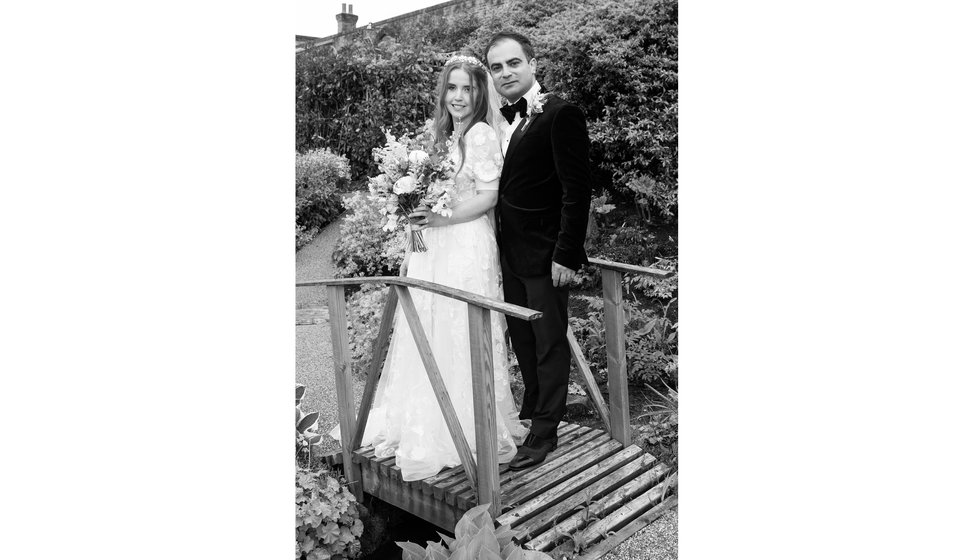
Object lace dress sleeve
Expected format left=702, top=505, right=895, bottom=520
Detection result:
left=465, top=122, right=504, bottom=188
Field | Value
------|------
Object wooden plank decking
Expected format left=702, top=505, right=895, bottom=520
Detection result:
left=343, top=422, right=675, bottom=558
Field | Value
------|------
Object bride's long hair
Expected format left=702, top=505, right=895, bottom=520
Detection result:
left=432, top=58, right=492, bottom=169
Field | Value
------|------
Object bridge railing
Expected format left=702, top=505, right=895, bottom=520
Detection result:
left=297, top=258, right=672, bottom=517
left=568, top=258, right=673, bottom=446
left=296, top=276, right=541, bottom=516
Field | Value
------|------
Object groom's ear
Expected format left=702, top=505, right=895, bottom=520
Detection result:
left=529, top=57, right=537, bottom=75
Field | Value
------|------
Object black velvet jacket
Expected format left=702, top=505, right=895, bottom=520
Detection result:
left=496, top=93, right=592, bottom=277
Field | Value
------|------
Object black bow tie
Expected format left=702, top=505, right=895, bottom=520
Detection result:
left=500, top=97, right=528, bottom=124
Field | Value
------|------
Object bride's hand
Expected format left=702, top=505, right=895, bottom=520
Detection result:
left=408, top=208, right=450, bottom=230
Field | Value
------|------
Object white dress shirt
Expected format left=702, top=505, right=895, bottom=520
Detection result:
left=499, top=80, right=542, bottom=155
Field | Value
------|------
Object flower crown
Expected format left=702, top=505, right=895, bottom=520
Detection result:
left=444, top=54, right=488, bottom=73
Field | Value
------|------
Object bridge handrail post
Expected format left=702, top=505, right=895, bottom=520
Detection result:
left=468, top=303, right=500, bottom=517
left=325, top=285, right=363, bottom=500
left=600, top=268, right=631, bottom=446
left=588, top=257, right=673, bottom=446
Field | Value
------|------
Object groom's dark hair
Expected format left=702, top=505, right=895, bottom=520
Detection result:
left=484, top=31, right=535, bottom=62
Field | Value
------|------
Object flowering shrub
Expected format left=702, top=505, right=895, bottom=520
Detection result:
left=295, top=469, right=364, bottom=560
left=296, top=148, right=349, bottom=250
left=331, top=191, right=405, bottom=278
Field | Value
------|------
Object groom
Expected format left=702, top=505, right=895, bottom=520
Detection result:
left=485, top=32, right=592, bottom=470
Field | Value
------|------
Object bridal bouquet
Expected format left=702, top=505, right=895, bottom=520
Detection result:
left=367, top=125, right=456, bottom=252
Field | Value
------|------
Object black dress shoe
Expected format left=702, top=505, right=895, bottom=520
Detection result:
left=509, top=434, right=558, bottom=471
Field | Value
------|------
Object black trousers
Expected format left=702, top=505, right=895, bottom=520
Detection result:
left=501, top=258, right=571, bottom=441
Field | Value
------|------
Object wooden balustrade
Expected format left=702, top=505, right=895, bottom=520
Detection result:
left=297, top=276, right=541, bottom=514
left=297, top=257, right=673, bottom=513
left=566, top=258, right=673, bottom=446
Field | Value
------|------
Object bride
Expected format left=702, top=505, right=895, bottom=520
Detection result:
left=331, top=53, right=528, bottom=481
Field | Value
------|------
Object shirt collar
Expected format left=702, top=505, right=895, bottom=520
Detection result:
left=505, top=80, right=541, bottom=107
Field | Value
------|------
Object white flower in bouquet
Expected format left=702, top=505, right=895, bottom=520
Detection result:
left=368, top=173, right=392, bottom=194
left=407, top=149, right=430, bottom=170
left=390, top=143, right=408, bottom=162
left=430, top=191, right=454, bottom=218
left=393, top=174, right=418, bottom=195
left=365, top=124, right=459, bottom=252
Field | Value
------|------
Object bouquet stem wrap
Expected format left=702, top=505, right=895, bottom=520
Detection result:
left=409, top=227, right=427, bottom=253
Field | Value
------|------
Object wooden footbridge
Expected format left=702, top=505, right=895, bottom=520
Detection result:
left=297, top=258, right=675, bottom=558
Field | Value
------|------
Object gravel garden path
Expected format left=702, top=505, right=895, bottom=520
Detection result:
left=294, top=213, right=677, bottom=559
left=296, top=215, right=358, bottom=456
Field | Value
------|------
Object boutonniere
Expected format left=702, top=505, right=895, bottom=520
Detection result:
left=521, top=92, right=550, bottom=132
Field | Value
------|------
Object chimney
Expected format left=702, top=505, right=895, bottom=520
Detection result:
left=336, top=3, right=359, bottom=34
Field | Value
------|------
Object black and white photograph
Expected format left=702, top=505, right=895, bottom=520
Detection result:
left=4, top=1, right=979, bottom=559
left=294, top=1, right=678, bottom=558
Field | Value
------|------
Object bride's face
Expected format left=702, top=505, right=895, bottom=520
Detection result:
left=445, top=69, right=474, bottom=122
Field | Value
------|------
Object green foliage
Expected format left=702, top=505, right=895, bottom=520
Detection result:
left=296, top=148, right=350, bottom=250
left=346, top=284, right=393, bottom=378
left=296, top=384, right=324, bottom=467
left=569, top=296, right=677, bottom=387
left=296, top=469, right=364, bottom=560
left=397, top=503, right=552, bottom=560
left=636, top=381, right=678, bottom=473
left=331, top=190, right=406, bottom=278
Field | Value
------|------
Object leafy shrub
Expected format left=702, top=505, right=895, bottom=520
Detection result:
left=331, top=190, right=405, bottom=278
left=535, top=0, right=678, bottom=219
left=569, top=296, right=677, bottom=387
left=346, top=284, right=394, bottom=378
left=296, top=148, right=349, bottom=250
left=628, top=174, right=677, bottom=222
left=296, top=469, right=364, bottom=560
left=587, top=221, right=671, bottom=278
left=625, top=256, right=678, bottom=301
left=397, top=503, right=551, bottom=559
left=296, top=384, right=324, bottom=467
left=635, top=381, right=678, bottom=473
left=296, top=35, right=441, bottom=179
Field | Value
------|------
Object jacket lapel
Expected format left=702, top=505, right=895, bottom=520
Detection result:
left=505, top=117, right=529, bottom=161
left=500, top=113, right=539, bottom=191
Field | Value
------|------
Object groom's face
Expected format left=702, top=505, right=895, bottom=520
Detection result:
left=487, top=38, right=536, bottom=103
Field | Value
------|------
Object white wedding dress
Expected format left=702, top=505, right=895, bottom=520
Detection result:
left=330, top=122, right=527, bottom=481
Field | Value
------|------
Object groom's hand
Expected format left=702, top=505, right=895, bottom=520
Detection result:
left=552, top=262, right=576, bottom=288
